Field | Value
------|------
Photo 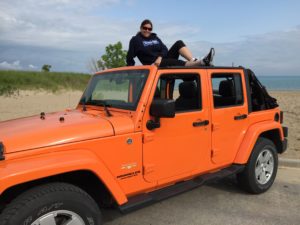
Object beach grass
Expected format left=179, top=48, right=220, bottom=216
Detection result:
left=0, top=70, right=91, bottom=96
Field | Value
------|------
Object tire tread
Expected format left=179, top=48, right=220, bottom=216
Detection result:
left=237, top=137, right=278, bottom=194
left=0, top=182, right=97, bottom=225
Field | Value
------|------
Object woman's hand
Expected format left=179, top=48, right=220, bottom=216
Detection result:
left=153, top=56, right=162, bottom=66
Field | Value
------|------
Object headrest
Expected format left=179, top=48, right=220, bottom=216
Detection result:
left=179, top=81, right=197, bottom=98
left=219, top=80, right=234, bottom=97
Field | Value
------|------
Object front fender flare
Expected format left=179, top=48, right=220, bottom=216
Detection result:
left=0, top=149, right=127, bottom=205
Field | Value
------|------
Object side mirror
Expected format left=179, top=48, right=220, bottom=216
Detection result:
left=147, top=99, right=175, bottom=130
left=150, top=99, right=175, bottom=118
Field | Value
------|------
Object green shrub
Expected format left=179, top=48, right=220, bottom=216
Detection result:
left=0, top=70, right=91, bottom=96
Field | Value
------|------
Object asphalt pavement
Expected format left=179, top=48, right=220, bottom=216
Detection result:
left=103, top=166, right=300, bottom=225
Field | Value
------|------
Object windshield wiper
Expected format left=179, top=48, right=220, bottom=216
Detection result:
left=101, top=103, right=112, bottom=117
left=84, top=100, right=113, bottom=117
left=80, top=97, right=87, bottom=111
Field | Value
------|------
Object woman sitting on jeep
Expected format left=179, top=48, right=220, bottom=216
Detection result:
left=126, top=19, right=215, bottom=67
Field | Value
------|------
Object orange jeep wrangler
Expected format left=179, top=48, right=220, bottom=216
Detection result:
left=0, top=65, right=288, bottom=225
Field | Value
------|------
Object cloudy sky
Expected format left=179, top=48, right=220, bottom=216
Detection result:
left=0, top=0, right=300, bottom=75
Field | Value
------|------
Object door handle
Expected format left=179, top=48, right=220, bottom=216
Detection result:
left=234, top=114, right=247, bottom=120
left=193, top=120, right=209, bottom=127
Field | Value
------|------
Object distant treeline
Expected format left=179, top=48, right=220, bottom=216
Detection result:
left=0, top=70, right=91, bottom=96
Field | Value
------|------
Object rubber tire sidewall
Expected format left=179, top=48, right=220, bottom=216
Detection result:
left=238, top=138, right=278, bottom=194
left=0, top=183, right=102, bottom=225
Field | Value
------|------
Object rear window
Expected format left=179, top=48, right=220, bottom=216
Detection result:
left=211, top=73, right=244, bottom=108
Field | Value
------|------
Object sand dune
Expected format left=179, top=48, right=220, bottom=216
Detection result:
left=0, top=90, right=83, bottom=121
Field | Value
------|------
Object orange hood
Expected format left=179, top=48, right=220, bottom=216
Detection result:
left=0, top=110, right=134, bottom=154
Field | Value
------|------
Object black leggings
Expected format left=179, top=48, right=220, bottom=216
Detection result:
left=160, top=40, right=186, bottom=67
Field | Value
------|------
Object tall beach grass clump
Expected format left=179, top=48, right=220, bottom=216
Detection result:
left=0, top=70, right=91, bottom=96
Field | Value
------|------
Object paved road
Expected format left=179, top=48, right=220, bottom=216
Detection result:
left=103, top=167, right=300, bottom=225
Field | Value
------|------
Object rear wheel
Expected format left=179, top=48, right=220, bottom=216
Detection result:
left=0, top=182, right=102, bottom=225
left=237, top=137, right=278, bottom=194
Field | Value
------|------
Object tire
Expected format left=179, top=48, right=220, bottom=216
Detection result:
left=237, top=137, right=278, bottom=194
left=0, top=182, right=102, bottom=225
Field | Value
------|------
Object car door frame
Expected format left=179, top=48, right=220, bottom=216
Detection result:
left=142, top=69, right=212, bottom=186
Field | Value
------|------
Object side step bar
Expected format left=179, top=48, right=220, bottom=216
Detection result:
left=119, top=164, right=244, bottom=213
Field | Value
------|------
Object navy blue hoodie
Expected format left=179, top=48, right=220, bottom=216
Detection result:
left=126, top=32, right=168, bottom=66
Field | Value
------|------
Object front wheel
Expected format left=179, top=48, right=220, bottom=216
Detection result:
left=237, top=137, right=278, bottom=194
left=0, top=182, right=102, bottom=225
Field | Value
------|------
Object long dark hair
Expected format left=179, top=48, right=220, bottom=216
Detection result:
left=137, top=19, right=153, bottom=35
left=140, top=19, right=153, bottom=29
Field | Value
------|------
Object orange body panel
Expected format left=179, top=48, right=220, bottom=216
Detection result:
left=234, top=111, right=283, bottom=164
left=142, top=69, right=213, bottom=186
left=207, top=69, right=249, bottom=166
left=0, top=149, right=128, bottom=204
left=0, top=110, right=114, bottom=153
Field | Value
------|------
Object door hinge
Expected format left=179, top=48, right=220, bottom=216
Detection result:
left=142, top=133, right=154, bottom=143
left=211, top=123, right=220, bottom=131
left=143, top=164, right=155, bottom=175
left=211, top=148, right=225, bottom=164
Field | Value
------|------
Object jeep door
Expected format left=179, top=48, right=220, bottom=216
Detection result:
left=208, top=70, right=249, bottom=165
left=142, top=70, right=211, bottom=184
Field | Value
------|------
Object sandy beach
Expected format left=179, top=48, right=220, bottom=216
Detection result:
left=0, top=90, right=299, bottom=159
left=270, top=91, right=300, bottom=159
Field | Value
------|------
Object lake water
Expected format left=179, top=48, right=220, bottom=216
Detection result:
left=257, top=76, right=300, bottom=91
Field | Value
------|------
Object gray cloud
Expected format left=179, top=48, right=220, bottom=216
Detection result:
left=0, top=60, right=22, bottom=70
left=0, top=0, right=299, bottom=75
left=0, top=0, right=135, bottom=50
left=187, top=27, right=300, bottom=75
left=0, top=41, right=95, bottom=72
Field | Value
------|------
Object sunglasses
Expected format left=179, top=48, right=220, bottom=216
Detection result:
left=142, top=26, right=152, bottom=31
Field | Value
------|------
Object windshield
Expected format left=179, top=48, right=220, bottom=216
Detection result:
left=81, top=70, right=149, bottom=110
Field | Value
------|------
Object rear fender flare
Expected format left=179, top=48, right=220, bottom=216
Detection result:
left=234, top=121, right=284, bottom=164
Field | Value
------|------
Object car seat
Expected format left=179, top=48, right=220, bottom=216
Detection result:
left=175, top=81, right=199, bottom=111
